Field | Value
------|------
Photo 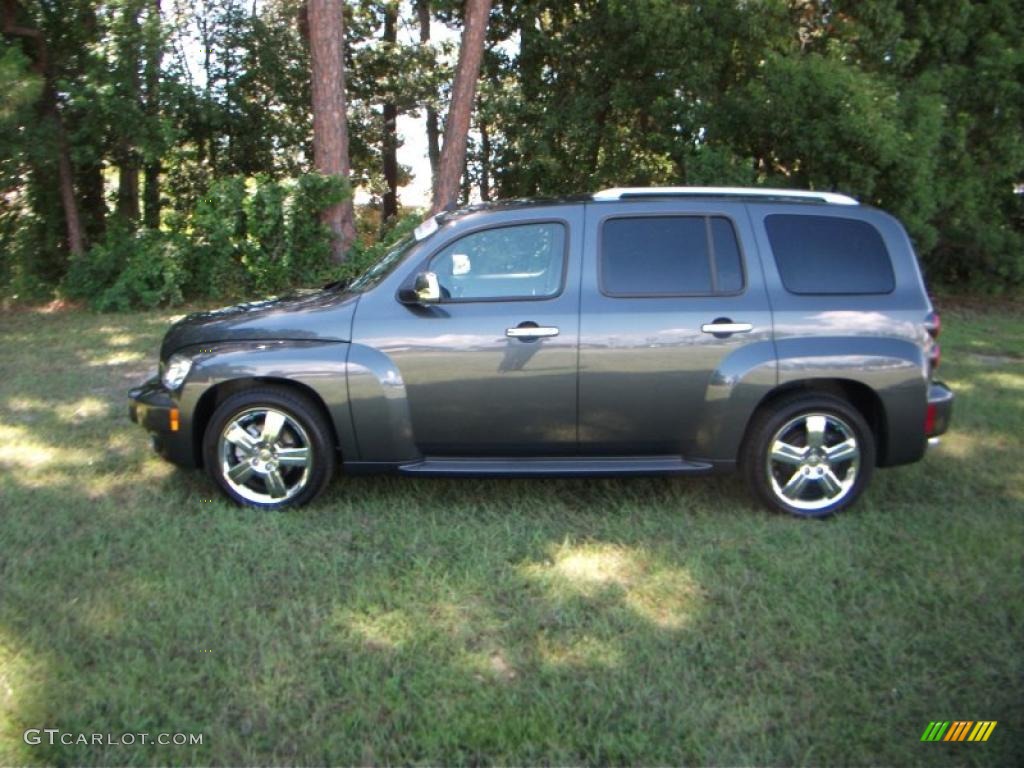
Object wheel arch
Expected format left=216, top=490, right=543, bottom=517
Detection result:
left=191, top=377, right=341, bottom=468
left=742, top=378, right=889, bottom=466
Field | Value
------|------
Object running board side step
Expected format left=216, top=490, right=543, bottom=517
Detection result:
left=396, top=456, right=713, bottom=477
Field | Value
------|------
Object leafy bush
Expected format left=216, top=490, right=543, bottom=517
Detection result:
left=99, top=234, right=185, bottom=312
left=245, top=176, right=290, bottom=293
left=0, top=206, right=54, bottom=305
left=64, top=224, right=184, bottom=311
left=341, top=212, right=422, bottom=284
left=182, top=176, right=250, bottom=299
left=60, top=173, right=362, bottom=311
left=179, top=172, right=351, bottom=301
left=288, top=172, right=350, bottom=285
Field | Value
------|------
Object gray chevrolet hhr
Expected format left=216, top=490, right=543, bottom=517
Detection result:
left=129, top=187, right=953, bottom=517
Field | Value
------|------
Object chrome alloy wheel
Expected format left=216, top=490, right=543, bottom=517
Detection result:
left=217, top=407, right=312, bottom=504
left=766, top=412, right=861, bottom=512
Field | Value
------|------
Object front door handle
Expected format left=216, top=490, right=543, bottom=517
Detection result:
left=507, top=325, right=559, bottom=338
left=701, top=320, right=753, bottom=335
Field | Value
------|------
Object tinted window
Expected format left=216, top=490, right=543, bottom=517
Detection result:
left=429, top=222, right=565, bottom=300
left=765, top=214, right=895, bottom=295
left=712, top=217, right=743, bottom=293
left=600, top=216, right=744, bottom=296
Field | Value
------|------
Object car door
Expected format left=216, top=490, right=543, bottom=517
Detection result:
left=577, top=200, right=774, bottom=458
left=351, top=206, right=583, bottom=456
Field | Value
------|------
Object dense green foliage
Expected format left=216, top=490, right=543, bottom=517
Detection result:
left=62, top=174, right=349, bottom=310
left=58, top=173, right=419, bottom=311
left=484, top=0, right=1024, bottom=290
left=2, top=0, right=1022, bottom=308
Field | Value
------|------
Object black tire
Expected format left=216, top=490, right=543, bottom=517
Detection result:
left=202, top=386, right=336, bottom=509
left=741, top=392, right=875, bottom=518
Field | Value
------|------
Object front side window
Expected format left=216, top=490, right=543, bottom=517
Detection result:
left=600, top=216, right=745, bottom=296
left=765, top=214, right=895, bottom=295
left=429, top=222, right=566, bottom=301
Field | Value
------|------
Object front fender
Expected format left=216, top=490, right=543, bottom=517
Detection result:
left=345, top=344, right=418, bottom=463
left=177, top=340, right=357, bottom=461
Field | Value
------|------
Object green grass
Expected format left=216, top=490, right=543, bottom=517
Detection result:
left=0, top=304, right=1021, bottom=766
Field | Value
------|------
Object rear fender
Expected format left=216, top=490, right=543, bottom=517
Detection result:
left=692, top=337, right=927, bottom=465
left=774, top=337, right=928, bottom=466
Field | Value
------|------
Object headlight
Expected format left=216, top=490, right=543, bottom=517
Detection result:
left=161, top=353, right=193, bottom=390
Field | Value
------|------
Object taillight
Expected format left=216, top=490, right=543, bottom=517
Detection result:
left=924, top=402, right=937, bottom=436
left=925, top=311, right=941, bottom=374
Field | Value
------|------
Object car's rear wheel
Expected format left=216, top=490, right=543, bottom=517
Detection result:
left=741, top=393, right=875, bottom=518
left=202, top=386, right=335, bottom=509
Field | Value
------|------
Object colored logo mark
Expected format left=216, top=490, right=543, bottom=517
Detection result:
left=921, top=721, right=997, bottom=742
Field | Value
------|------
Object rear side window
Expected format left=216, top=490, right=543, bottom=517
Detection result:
left=765, top=214, right=895, bottom=295
left=600, top=216, right=745, bottom=296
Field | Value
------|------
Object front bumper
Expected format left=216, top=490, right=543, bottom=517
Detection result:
left=128, top=377, right=197, bottom=467
left=926, top=381, right=954, bottom=438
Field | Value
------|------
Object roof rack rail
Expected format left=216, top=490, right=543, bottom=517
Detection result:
left=592, top=186, right=859, bottom=206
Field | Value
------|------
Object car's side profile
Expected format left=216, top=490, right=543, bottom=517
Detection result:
left=129, top=187, right=954, bottom=517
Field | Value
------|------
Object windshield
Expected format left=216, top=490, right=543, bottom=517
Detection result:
left=347, top=235, right=416, bottom=293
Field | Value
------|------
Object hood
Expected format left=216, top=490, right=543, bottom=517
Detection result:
left=160, top=289, right=359, bottom=359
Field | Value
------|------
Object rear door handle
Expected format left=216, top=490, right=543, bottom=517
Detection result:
left=507, top=326, right=559, bottom=338
left=701, top=321, right=753, bottom=334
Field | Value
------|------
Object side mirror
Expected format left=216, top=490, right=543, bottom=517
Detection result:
left=400, top=271, right=441, bottom=304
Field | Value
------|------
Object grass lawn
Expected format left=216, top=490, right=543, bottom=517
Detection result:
left=0, top=302, right=1021, bottom=766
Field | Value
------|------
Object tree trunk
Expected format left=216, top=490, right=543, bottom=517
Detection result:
left=116, top=2, right=141, bottom=222
left=78, top=160, right=106, bottom=243
left=143, top=160, right=161, bottom=229
left=308, top=0, right=356, bottom=263
left=417, top=0, right=440, bottom=185
left=381, top=2, right=399, bottom=224
left=143, top=0, right=162, bottom=229
left=117, top=164, right=140, bottom=222
left=432, top=0, right=492, bottom=214
left=2, top=0, right=85, bottom=256
left=77, top=3, right=105, bottom=242
left=54, top=100, right=85, bottom=256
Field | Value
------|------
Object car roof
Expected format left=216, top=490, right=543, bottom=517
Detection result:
left=592, top=186, right=859, bottom=205
left=439, top=187, right=859, bottom=220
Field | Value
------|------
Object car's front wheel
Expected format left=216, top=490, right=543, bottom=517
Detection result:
left=742, top=393, right=875, bottom=518
left=203, top=386, right=335, bottom=509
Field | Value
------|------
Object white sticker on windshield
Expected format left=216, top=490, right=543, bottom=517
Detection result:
left=452, top=253, right=471, bottom=275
